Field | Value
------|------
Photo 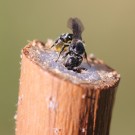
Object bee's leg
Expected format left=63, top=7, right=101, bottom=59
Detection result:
left=50, top=44, right=55, bottom=48
left=49, top=40, right=58, bottom=49
left=62, top=50, right=71, bottom=59
left=84, top=51, right=91, bottom=67
left=56, top=44, right=69, bottom=62
left=73, top=67, right=87, bottom=73
left=51, top=36, right=63, bottom=49
left=44, top=43, right=56, bottom=50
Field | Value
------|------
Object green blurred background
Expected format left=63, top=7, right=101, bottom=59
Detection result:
left=0, top=0, right=135, bottom=134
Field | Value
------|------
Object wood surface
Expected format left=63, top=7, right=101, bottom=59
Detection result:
left=16, top=40, right=120, bottom=135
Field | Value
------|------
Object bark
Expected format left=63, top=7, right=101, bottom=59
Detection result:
left=16, top=40, right=120, bottom=135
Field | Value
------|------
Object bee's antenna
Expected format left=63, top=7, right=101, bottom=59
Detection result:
left=67, top=17, right=84, bottom=39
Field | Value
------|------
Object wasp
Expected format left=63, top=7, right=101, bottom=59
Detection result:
left=53, top=17, right=90, bottom=72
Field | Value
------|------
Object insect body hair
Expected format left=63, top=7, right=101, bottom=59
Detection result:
left=67, top=17, right=84, bottom=39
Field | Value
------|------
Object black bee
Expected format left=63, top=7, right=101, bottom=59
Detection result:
left=50, top=33, right=73, bottom=52
left=55, top=17, right=89, bottom=72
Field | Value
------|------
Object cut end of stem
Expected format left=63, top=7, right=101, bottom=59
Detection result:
left=23, top=39, right=120, bottom=89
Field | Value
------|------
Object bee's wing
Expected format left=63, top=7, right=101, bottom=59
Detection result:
left=67, top=17, right=84, bottom=39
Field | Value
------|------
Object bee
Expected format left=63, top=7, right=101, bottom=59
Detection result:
left=55, top=17, right=90, bottom=72
left=50, top=33, right=73, bottom=52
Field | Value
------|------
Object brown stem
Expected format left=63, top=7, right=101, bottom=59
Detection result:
left=16, top=40, right=120, bottom=135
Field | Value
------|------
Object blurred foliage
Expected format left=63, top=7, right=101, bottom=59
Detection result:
left=0, top=0, right=135, bottom=134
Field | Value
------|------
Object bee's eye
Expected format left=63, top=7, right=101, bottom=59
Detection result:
left=68, top=36, right=71, bottom=40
